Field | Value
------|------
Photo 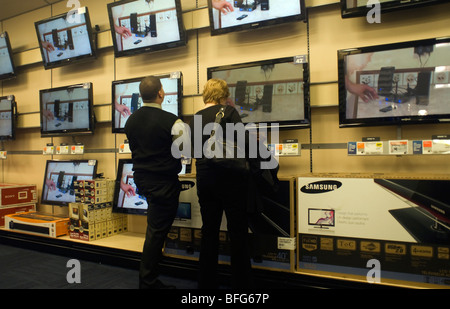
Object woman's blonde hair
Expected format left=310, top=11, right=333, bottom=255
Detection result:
left=202, top=78, right=230, bottom=104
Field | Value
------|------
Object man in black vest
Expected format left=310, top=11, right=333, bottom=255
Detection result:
left=125, top=76, right=186, bottom=289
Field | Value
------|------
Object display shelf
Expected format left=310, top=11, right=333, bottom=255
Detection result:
left=60, top=231, right=145, bottom=253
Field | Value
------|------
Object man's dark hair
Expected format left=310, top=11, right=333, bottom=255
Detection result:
left=140, top=76, right=162, bottom=102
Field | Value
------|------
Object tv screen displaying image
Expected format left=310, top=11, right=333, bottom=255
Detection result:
left=113, top=159, right=191, bottom=215
left=0, top=32, right=16, bottom=80
left=0, top=95, right=16, bottom=140
left=40, top=83, right=95, bottom=137
left=338, top=37, right=450, bottom=127
left=207, top=56, right=310, bottom=129
left=308, top=208, right=335, bottom=228
left=208, top=0, right=306, bottom=36
left=340, top=0, right=448, bottom=18
left=41, top=159, right=98, bottom=207
left=35, top=7, right=97, bottom=69
left=107, top=0, right=187, bottom=58
left=112, top=72, right=183, bottom=134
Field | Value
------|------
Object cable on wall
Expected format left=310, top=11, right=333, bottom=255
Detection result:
left=306, top=7, right=313, bottom=174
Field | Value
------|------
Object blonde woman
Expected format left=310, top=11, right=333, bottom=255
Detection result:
left=189, top=78, right=253, bottom=289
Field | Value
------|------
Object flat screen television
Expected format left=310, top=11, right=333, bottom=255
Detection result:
left=207, top=56, right=310, bottom=129
left=112, top=72, right=183, bottom=134
left=39, top=82, right=95, bottom=137
left=35, top=7, right=97, bottom=70
left=0, top=95, right=16, bottom=140
left=208, top=0, right=306, bottom=36
left=308, top=208, right=335, bottom=228
left=41, top=159, right=98, bottom=207
left=0, top=32, right=16, bottom=81
left=107, top=0, right=187, bottom=58
left=338, top=37, right=450, bottom=128
left=340, top=0, right=448, bottom=18
left=112, top=158, right=191, bottom=215
left=375, top=178, right=449, bottom=243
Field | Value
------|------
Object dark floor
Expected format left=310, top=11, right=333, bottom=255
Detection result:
left=0, top=243, right=197, bottom=289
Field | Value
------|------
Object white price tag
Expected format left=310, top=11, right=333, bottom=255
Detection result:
left=119, top=143, right=131, bottom=153
left=43, top=146, right=54, bottom=155
left=278, top=237, right=296, bottom=250
left=56, top=145, right=69, bottom=155
left=71, top=145, right=84, bottom=155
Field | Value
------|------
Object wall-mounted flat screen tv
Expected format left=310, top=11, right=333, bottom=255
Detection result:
left=0, top=95, right=16, bottom=140
left=40, top=83, right=95, bottom=137
left=338, top=37, right=450, bottom=127
left=340, top=0, right=448, bottom=18
left=112, top=159, right=191, bottom=216
left=208, top=0, right=306, bottom=36
left=41, top=159, right=98, bottom=207
left=0, top=32, right=16, bottom=80
left=35, top=7, right=97, bottom=70
left=112, top=72, right=183, bottom=134
left=207, top=56, right=310, bottom=129
left=107, top=0, right=187, bottom=58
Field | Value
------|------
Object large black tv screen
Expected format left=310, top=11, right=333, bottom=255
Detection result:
left=208, top=0, right=306, bottom=36
left=0, top=32, right=16, bottom=80
left=341, top=0, right=448, bottom=18
left=40, top=83, right=95, bottom=137
left=113, top=159, right=191, bottom=216
left=112, top=72, right=183, bottom=134
left=338, top=37, right=450, bottom=127
left=107, top=0, right=187, bottom=58
left=0, top=95, right=16, bottom=141
left=208, top=56, right=310, bottom=129
left=35, top=7, right=97, bottom=69
left=41, top=159, right=98, bottom=207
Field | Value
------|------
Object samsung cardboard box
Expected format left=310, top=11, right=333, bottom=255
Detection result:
left=297, top=174, right=450, bottom=288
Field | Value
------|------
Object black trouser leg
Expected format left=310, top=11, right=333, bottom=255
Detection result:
left=139, top=180, right=180, bottom=288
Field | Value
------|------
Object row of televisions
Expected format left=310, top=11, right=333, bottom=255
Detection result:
left=1, top=35, right=450, bottom=141
left=0, top=0, right=449, bottom=74
left=41, top=158, right=192, bottom=217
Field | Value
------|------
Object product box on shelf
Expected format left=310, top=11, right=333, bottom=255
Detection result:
left=73, top=179, right=115, bottom=205
left=0, top=203, right=36, bottom=226
left=69, top=202, right=127, bottom=241
left=297, top=173, right=450, bottom=288
left=0, top=183, right=38, bottom=207
left=4, top=211, right=69, bottom=238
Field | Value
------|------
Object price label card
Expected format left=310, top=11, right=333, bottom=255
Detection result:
left=56, top=145, right=69, bottom=155
left=278, top=237, right=296, bottom=250
left=119, top=143, right=131, bottom=153
left=43, top=146, right=54, bottom=155
left=389, top=140, right=409, bottom=155
left=71, top=145, right=84, bottom=155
